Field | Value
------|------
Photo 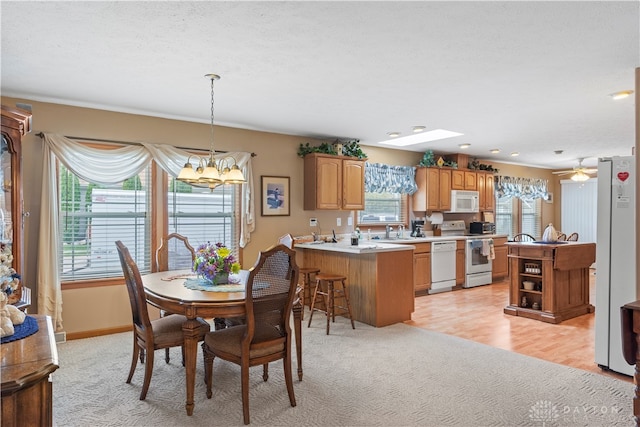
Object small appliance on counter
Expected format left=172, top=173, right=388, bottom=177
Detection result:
left=469, top=221, right=495, bottom=235
left=411, top=220, right=425, bottom=237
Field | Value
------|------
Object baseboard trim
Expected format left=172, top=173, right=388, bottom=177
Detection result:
left=66, top=325, right=131, bottom=341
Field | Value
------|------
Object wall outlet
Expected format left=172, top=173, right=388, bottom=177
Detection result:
left=309, top=218, right=318, bottom=227
left=347, top=217, right=353, bottom=226
left=336, top=217, right=342, bottom=226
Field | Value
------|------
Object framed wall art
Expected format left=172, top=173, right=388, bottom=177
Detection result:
left=261, top=176, right=290, bottom=216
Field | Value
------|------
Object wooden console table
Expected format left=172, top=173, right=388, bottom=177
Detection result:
left=504, top=241, right=595, bottom=323
left=1, top=315, right=59, bottom=426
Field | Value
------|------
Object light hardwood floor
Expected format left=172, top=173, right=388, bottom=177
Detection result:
left=404, top=270, right=633, bottom=383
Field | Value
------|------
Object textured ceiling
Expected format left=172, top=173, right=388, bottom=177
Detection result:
left=1, top=1, right=638, bottom=170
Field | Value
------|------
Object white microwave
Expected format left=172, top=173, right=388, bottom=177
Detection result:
left=447, top=190, right=479, bottom=213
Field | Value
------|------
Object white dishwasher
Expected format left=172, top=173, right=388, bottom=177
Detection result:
left=430, top=240, right=457, bottom=294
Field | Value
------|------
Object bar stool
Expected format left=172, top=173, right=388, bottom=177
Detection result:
left=277, top=234, right=320, bottom=320
left=308, top=273, right=355, bottom=334
left=298, top=267, right=320, bottom=320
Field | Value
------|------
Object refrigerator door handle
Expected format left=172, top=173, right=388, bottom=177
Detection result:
left=620, top=306, right=637, bottom=366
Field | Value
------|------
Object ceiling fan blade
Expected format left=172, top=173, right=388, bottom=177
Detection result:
left=583, top=168, right=598, bottom=174
left=552, top=170, right=573, bottom=175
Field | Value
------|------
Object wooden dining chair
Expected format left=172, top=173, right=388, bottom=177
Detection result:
left=155, top=233, right=198, bottom=361
left=202, top=244, right=300, bottom=424
left=513, top=233, right=535, bottom=242
left=566, top=232, right=579, bottom=241
left=155, top=233, right=196, bottom=272
left=115, top=241, right=210, bottom=400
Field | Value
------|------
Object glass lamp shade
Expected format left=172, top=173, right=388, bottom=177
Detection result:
left=570, top=171, right=590, bottom=182
left=177, top=163, right=199, bottom=182
left=200, top=158, right=222, bottom=183
left=224, top=165, right=246, bottom=184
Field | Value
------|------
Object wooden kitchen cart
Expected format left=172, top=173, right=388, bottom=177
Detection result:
left=504, top=241, right=595, bottom=324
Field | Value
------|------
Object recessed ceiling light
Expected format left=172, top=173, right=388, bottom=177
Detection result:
left=387, top=132, right=401, bottom=138
left=489, top=149, right=500, bottom=154
left=510, top=152, right=519, bottom=157
left=610, top=90, right=634, bottom=100
left=412, top=126, right=426, bottom=133
left=379, top=129, right=464, bottom=147
left=458, top=144, right=470, bottom=149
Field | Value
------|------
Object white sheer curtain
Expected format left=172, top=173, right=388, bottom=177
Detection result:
left=38, top=133, right=255, bottom=330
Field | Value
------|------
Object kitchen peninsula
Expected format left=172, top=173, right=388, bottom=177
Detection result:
left=504, top=241, right=596, bottom=323
left=295, top=241, right=414, bottom=327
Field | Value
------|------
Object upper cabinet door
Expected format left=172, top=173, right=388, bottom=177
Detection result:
left=315, top=155, right=342, bottom=210
left=438, top=169, right=452, bottom=211
left=451, top=170, right=465, bottom=190
left=464, top=171, right=477, bottom=190
left=342, top=159, right=365, bottom=210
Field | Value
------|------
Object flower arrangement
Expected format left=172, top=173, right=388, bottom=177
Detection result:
left=193, top=242, right=241, bottom=284
left=0, top=243, right=20, bottom=297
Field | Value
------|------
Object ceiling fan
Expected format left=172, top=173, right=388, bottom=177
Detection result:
left=552, top=158, right=597, bottom=181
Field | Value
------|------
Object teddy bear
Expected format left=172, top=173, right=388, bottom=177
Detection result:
left=0, top=292, right=25, bottom=337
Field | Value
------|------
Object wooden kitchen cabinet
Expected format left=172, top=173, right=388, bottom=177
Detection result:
left=412, top=167, right=451, bottom=212
left=413, top=243, right=431, bottom=293
left=491, top=236, right=508, bottom=281
left=304, top=153, right=366, bottom=210
left=451, top=170, right=477, bottom=190
left=477, top=172, right=495, bottom=211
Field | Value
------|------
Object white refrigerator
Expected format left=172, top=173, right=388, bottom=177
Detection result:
left=595, top=156, right=636, bottom=376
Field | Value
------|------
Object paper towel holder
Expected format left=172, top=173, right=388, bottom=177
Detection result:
left=426, top=212, right=444, bottom=225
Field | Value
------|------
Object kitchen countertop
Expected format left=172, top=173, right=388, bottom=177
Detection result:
left=373, top=234, right=508, bottom=244
left=295, top=234, right=508, bottom=253
left=295, top=241, right=414, bottom=254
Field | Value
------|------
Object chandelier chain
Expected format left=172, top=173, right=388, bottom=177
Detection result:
left=209, top=76, right=216, bottom=155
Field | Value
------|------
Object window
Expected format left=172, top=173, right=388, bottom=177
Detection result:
left=521, top=198, right=542, bottom=239
left=356, top=192, right=408, bottom=227
left=495, top=196, right=516, bottom=238
left=58, top=146, right=241, bottom=282
left=60, top=164, right=152, bottom=280
left=495, top=196, right=542, bottom=240
left=167, top=176, right=239, bottom=258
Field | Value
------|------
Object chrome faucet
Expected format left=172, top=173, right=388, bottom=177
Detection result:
left=385, top=224, right=393, bottom=239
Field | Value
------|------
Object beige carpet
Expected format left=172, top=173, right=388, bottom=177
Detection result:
left=54, top=316, right=633, bottom=426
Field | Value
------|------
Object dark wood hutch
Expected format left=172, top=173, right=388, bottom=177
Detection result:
left=1, top=104, right=32, bottom=309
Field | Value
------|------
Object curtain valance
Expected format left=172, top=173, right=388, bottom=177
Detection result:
left=495, top=175, right=548, bottom=201
left=365, top=162, right=418, bottom=195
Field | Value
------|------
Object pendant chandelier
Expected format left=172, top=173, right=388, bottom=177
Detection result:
left=177, top=73, right=246, bottom=189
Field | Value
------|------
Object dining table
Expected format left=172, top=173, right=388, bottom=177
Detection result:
left=142, top=269, right=303, bottom=416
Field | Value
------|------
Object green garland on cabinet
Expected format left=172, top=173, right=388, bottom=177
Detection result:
left=418, top=149, right=457, bottom=168
left=297, top=139, right=367, bottom=159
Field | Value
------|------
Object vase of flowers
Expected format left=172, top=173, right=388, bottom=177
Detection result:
left=0, top=243, right=20, bottom=304
left=193, top=242, right=241, bottom=285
